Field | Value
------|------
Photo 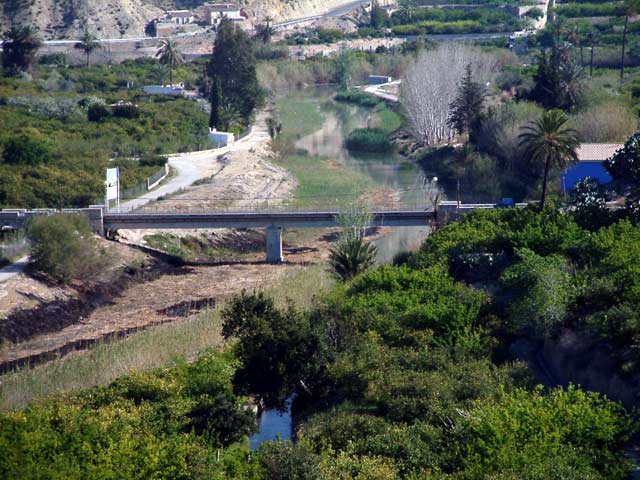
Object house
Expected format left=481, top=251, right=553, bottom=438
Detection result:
left=562, top=143, right=622, bottom=192
left=208, top=128, right=235, bottom=147
left=166, top=10, right=196, bottom=25
left=204, top=3, right=245, bottom=26
left=143, top=83, right=185, bottom=96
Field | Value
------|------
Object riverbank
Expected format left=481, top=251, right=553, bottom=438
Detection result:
left=0, top=87, right=418, bottom=409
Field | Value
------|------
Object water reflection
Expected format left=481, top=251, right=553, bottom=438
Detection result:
left=249, top=397, right=293, bottom=450
left=291, top=88, right=432, bottom=263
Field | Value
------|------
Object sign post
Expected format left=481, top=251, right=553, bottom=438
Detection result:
left=105, top=167, right=120, bottom=211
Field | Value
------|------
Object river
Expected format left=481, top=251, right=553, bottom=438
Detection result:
left=249, top=87, right=433, bottom=447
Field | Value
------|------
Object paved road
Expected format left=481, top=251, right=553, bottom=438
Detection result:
left=0, top=256, right=28, bottom=284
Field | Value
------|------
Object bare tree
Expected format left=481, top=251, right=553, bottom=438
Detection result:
left=401, top=44, right=497, bottom=146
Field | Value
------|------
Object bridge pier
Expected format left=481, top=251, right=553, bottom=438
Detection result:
left=265, top=226, right=283, bottom=263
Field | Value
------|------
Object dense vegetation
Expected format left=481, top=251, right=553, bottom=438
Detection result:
left=3, top=207, right=638, bottom=478
left=0, top=58, right=210, bottom=208
left=345, top=127, right=394, bottom=153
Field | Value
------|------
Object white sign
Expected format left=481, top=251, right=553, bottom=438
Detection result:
left=105, top=167, right=119, bottom=204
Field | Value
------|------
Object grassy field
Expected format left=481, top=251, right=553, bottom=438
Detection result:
left=0, top=264, right=332, bottom=412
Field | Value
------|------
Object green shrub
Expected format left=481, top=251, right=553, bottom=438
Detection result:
left=1, top=134, right=51, bottom=165
left=87, top=102, right=111, bottom=122
left=345, top=128, right=393, bottom=153
left=27, top=213, right=105, bottom=284
left=335, top=90, right=381, bottom=108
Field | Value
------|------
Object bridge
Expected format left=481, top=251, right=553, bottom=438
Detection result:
left=1, top=202, right=520, bottom=263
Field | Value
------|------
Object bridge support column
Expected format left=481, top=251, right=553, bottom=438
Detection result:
left=266, top=226, right=283, bottom=263
left=85, top=206, right=106, bottom=237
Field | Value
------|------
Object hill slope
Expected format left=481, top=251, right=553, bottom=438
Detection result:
left=1, top=0, right=371, bottom=40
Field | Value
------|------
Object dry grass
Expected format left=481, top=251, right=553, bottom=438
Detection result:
left=0, top=263, right=332, bottom=412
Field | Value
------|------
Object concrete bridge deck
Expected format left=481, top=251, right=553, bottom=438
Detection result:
left=1, top=202, right=525, bottom=262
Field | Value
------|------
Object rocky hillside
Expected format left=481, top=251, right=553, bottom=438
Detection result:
left=1, top=0, right=376, bottom=40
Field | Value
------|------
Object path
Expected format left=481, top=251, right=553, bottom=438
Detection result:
left=0, top=257, right=28, bottom=284
left=119, top=112, right=271, bottom=211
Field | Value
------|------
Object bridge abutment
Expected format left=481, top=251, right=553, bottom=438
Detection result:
left=265, top=226, right=283, bottom=264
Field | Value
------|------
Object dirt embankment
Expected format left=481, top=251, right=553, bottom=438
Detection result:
left=0, top=111, right=310, bottom=374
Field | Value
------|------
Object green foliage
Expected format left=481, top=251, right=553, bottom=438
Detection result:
left=87, top=102, right=111, bottom=122
left=463, top=385, right=635, bottom=479
left=257, top=441, right=321, bottom=480
left=1, top=26, right=42, bottom=75
left=448, top=63, right=486, bottom=140
left=208, top=19, right=263, bottom=123
left=328, top=236, right=378, bottom=281
left=1, top=134, right=50, bottom=165
left=501, top=248, right=573, bottom=337
left=0, top=59, right=210, bottom=208
left=530, top=42, right=584, bottom=111
left=0, top=350, right=256, bottom=479
left=606, top=131, right=640, bottom=218
left=27, top=213, right=105, bottom=284
left=221, top=291, right=327, bottom=409
left=570, top=177, right=614, bottom=230
left=556, top=2, right=624, bottom=18
left=334, top=90, right=381, bottom=108
left=518, top=109, right=580, bottom=209
left=345, top=128, right=394, bottom=153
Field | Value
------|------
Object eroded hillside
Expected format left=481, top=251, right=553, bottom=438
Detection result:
left=1, top=0, right=373, bottom=39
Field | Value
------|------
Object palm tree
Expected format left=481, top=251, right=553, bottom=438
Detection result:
left=519, top=110, right=580, bottom=210
left=75, top=29, right=101, bottom=68
left=398, top=0, right=413, bottom=23
left=256, top=16, right=275, bottom=44
left=586, top=30, right=600, bottom=76
left=566, top=24, right=584, bottom=66
left=156, top=39, right=184, bottom=86
left=1, top=25, right=42, bottom=74
left=620, top=0, right=640, bottom=82
left=328, top=237, right=378, bottom=281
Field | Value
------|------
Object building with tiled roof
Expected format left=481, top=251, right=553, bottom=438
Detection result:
left=562, top=143, right=623, bottom=192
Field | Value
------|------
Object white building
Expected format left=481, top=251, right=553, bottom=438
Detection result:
left=166, top=10, right=196, bottom=25
left=208, top=128, right=235, bottom=147
left=204, top=3, right=245, bottom=26
left=143, top=83, right=185, bottom=96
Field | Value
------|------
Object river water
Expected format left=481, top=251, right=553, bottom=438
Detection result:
left=293, top=88, right=431, bottom=263
left=249, top=88, right=434, bottom=448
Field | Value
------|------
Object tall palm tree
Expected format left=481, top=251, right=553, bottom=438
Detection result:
left=75, top=29, right=101, bottom=68
left=566, top=24, right=584, bottom=66
left=519, top=110, right=580, bottom=210
left=156, top=39, right=184, bottom=85
left=586, top=30, right=600, bottom=76
left=256, top=16, right=275, bottom=44
left=620, top=0, right=640, bottom=82
left=1, top=25, right=42, bottom=74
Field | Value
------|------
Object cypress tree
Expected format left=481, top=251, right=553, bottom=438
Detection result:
left=209, top=76, right=222, bottom=130
left=208, top=19, right=263, bottom=124
left=448, top=63, right=486, bottom=142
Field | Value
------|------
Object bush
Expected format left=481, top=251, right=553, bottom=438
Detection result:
left=27, top=213, right=105, bottom=284
left=335, top=90, right=381, bottom=108
left=345, top=128, right=394, bottom=153
left=1, top=134, right=51, bottom=165
left=573, top=102, right=638, bottom=143
left=112, top=102, right=140, bottom=119
left=87, top=102, right=111, bottom=122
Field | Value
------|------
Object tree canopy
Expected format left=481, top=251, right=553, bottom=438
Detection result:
left=208, top=19, right=263, bottom=124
